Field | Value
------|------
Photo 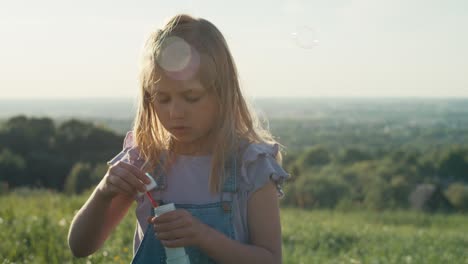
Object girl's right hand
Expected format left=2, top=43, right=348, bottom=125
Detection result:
left=96, top=161, right=151, bottom=200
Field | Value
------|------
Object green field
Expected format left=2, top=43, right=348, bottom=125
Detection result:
left=1, top=190, right=467, bottom=264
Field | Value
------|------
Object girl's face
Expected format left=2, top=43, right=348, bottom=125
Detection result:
left=153, top=78, right=219, bottom=154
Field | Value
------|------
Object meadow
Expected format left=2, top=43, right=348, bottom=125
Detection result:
left=1, top=189, right=467, bottom=264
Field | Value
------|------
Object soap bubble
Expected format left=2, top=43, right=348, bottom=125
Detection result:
left=291, top=25, right=319, bottom=49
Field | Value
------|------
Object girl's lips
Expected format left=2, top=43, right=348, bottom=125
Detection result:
left=171, top=126, right=190, bottom=134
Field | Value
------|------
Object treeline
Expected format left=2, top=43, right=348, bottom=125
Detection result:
left=1, top=115, right=467, bottom=212
left=281, top=145, right=468, bottom=212
left=0, top=116, right=123, bottom=193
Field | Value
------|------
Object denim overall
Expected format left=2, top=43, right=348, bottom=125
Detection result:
left=131, top=154, right=238, bottom=264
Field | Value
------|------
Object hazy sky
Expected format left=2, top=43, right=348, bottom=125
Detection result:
left=0, top=0, right=467, bottom=99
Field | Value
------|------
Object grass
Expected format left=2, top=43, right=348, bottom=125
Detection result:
left=1, top=189, right=467, bottom=264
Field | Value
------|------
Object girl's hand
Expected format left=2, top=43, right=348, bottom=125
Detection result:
left=148, top=209, right=209, bottom=248
left=97, top=161, right=151, bottom=200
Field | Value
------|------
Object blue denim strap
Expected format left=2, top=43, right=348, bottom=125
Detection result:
left=220, top=152, right=237, bottom=214
left=221, top=152, right=237, bottom=193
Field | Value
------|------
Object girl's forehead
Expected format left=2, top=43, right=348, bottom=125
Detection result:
left=154, top=78, right=205, bottom=93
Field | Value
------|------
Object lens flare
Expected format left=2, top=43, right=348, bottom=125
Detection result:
left=157, top=36, right=200, bottom=81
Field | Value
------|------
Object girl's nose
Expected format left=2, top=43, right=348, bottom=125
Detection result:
left=169, top=100, right=185, bottom=119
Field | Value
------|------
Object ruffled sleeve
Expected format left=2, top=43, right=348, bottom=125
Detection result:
left=239, top=142, right=290, bottom=199
left=106, top=131, right=146, bottom=169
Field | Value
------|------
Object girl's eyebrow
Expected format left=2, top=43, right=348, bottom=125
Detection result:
left=155, top=86, right=205, bottom=94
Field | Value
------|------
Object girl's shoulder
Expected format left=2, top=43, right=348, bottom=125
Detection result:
left=237, top=139, right=290, bottom=198
left=238, top=139, right=280, bottom=162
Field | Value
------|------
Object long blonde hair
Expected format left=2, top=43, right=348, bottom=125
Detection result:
left=133, top=14, right=282, bottom=193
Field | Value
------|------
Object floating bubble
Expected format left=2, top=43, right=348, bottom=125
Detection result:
left=291, top=25, right=319, bottom=49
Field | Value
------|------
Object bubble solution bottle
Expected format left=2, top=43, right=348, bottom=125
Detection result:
left=154, top=203, right=191, bottom=264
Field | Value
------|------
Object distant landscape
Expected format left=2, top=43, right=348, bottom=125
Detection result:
left=1, top=97, right=468, bottom=151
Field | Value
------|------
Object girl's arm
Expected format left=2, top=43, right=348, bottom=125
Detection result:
left=195, top=181, right=282, bottom=264
left=68, top=161, right=150, bottom=257
left=67, top=188, right=134, bottom=257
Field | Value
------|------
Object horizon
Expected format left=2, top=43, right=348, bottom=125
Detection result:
left=1, top=96, right=467, bottom=120
left=2, top=95, right=468, bottom=101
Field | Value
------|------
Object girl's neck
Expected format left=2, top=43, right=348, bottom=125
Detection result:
left=171, top=135, right=215, bottom=156
left=172, top=146, right=212, bottom=156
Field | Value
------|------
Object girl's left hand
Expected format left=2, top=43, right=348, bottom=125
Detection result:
left=148, top=209, right=209, bottom=248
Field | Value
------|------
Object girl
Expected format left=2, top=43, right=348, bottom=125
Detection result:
left=68, top=14, right=289, bottom=264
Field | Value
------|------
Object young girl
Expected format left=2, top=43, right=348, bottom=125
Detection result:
left=68, top=14, right=289, bottom=264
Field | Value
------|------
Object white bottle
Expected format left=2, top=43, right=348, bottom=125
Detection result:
left=154, top=203, right=191, bottom=264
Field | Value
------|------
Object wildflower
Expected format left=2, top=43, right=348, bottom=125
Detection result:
left=58, top=218, right=66, bottom=227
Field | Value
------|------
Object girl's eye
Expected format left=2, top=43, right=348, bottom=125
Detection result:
left=154, top=94, right=202, bottom=104
left=186, top=97, right=201, bottom=103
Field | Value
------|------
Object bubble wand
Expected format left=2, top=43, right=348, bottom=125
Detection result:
left=139, top=159, right=159, bottom=208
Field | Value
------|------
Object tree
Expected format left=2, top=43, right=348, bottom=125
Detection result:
left=298, top=145, right=332, bottom=168
left=291, top=169, right=349, bottom=209
left=338, top=147, right=372, bottom=164
left=55, top=119, right=123, bottom=164
left=0, top=116, right=55, bottom=156
left=0, top=149, right=27, bottom=187
left=444, top=183, right=468, bottom=212
left=438, top=148, right=468, bottom=182
left=64, top=162, right=94, bottom=194
left=363, top=176, right=392, bottom=211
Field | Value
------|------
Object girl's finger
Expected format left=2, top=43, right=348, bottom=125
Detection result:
left=154, top=217, right=190, bottom=233
left=117, top=161, right=151, bottom=184
left=157, top=226, right=191, bottom=241
left=114, top=166, right=147, bottom=192
left=107, top=174, right=136, bottom=195
left=110, top=166, right=146, bottom=192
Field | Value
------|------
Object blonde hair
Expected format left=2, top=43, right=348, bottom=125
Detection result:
left=133, top=14, right=282, bottom=193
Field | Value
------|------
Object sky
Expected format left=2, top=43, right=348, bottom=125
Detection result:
left=0, top=0, right=467, bottom=99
